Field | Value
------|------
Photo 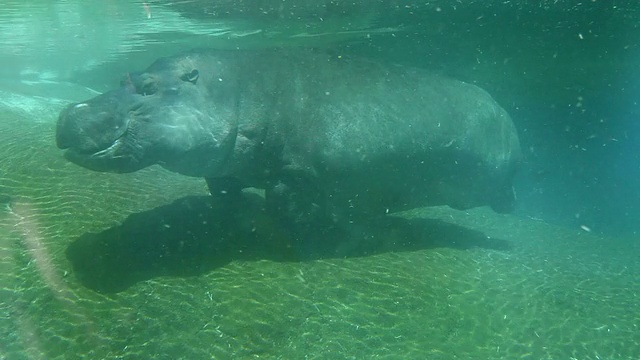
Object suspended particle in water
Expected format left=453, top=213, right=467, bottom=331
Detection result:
left=143, top=2, right=152, bottom=19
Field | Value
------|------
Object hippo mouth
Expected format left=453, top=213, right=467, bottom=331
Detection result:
left=57, top=111, right=139, bottom=173
left=63, top=136, right=123, bottom=158
left=61, top=135, right=135, bottom=173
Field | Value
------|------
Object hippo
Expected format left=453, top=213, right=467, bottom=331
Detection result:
left=57, top=49, right=521, bottom=233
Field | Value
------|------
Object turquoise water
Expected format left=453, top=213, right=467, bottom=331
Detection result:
left=1, top=1, right=639, bottom=359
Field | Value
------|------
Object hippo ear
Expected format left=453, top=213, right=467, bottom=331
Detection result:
left=180, top=69, right=199, bottom=84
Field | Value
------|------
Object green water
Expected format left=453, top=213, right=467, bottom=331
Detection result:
left=1, top=1, right=640, bottom=359
left=0, top=110, right=638, bottom=359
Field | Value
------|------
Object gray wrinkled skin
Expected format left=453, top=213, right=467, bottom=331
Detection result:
left=57, top=49, right=521, bottom=227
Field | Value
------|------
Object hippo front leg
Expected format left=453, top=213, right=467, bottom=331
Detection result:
left=265, top=179, right=332, bottom=237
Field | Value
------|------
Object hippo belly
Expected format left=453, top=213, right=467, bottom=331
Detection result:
left=56, top=49, right=521, bottom=230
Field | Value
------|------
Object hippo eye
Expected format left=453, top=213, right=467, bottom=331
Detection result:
left=139, top=82, right=157, bottom=96
left=180, top=69, right=199, bottom=84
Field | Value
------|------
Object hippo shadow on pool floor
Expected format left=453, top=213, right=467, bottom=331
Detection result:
left=65, top=192, right=512, bottom=293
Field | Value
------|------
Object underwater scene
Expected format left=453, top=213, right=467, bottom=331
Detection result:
left=0, top=1, right=638, bottom=359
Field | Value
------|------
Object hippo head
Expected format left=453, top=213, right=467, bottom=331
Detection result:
left=56, top=53, right=239, bottom=177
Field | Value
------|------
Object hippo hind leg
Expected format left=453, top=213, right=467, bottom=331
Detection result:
left=205, top=177, right=243, bottom=199
left=489, top=182, right=517, bottom=214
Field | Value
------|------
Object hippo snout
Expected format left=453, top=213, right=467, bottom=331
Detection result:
left=56, top=103, right=89, bottom=150
left=56, top=100, right=130, bottom=155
